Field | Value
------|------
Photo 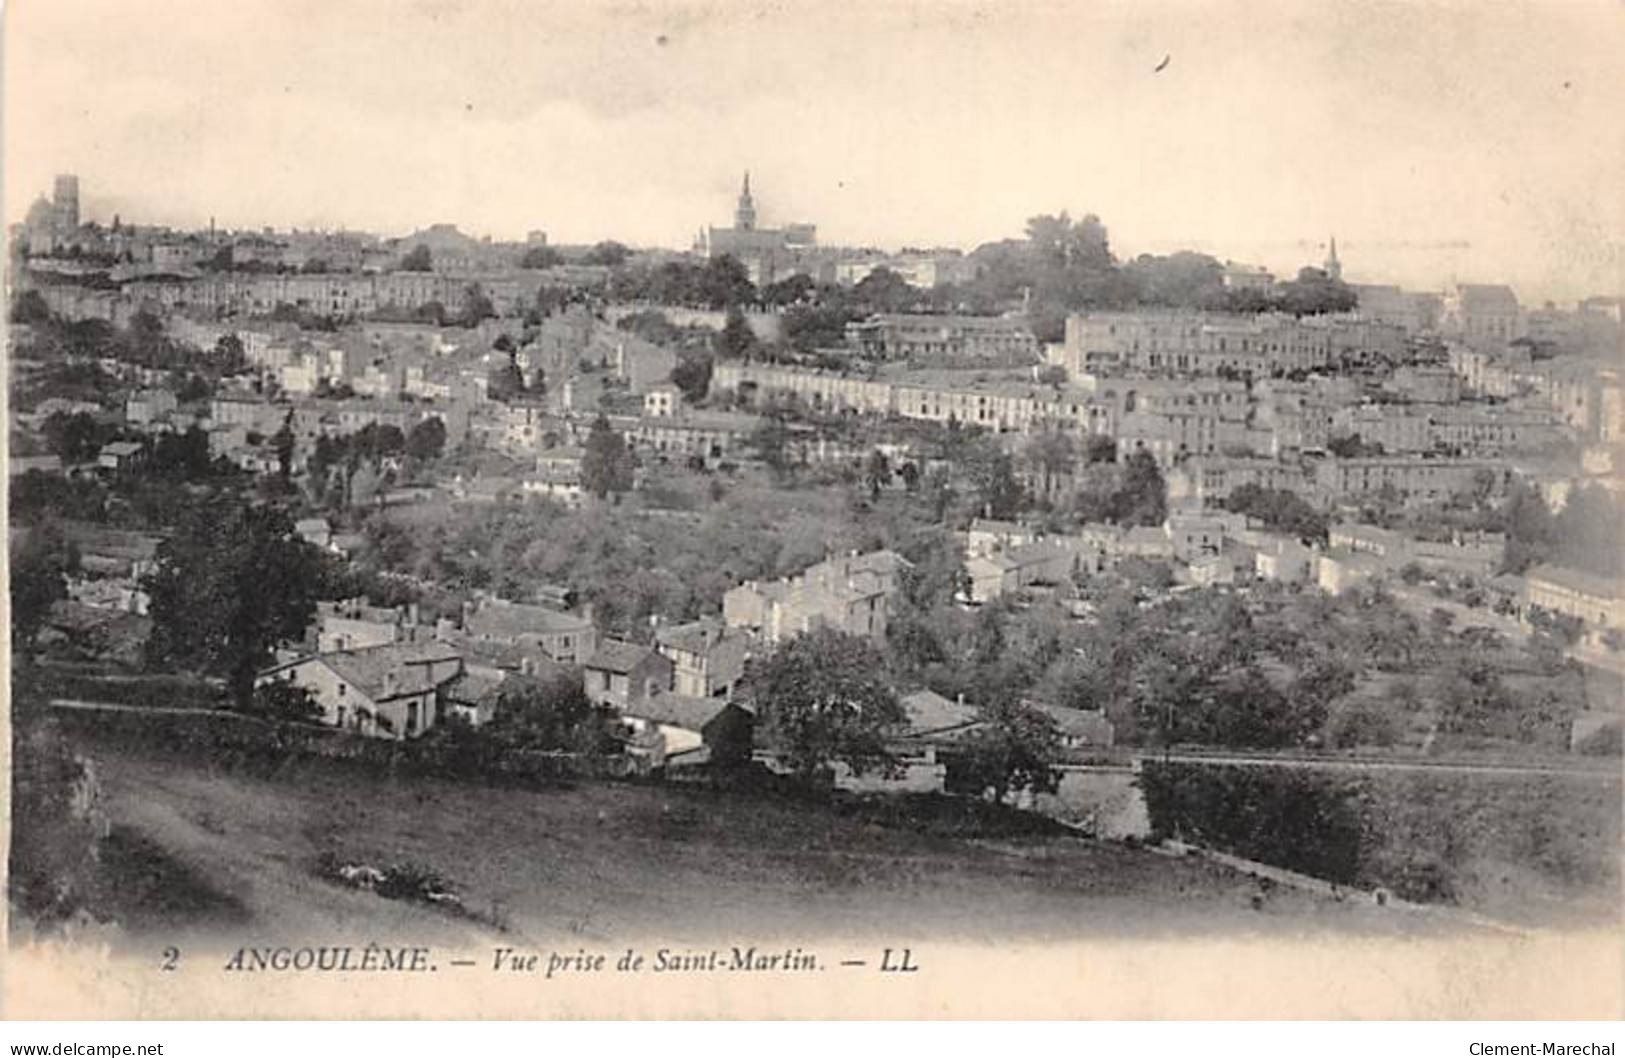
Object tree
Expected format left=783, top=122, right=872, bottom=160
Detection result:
left=10, top=523, right=78, bottom=659
left=746, top=628, right=906, bottom=782
left=143, top=501, right=325, bottom=708
left=1110, top=450, right=1167, bottom=526
left=520, top=245, right=564, bottom=270
left=717, top=305, right=756, bottom=359
left=272, top=411, right=295, bottom=479
left=699, top=255, right=756, bottom=309
left=400, top=244, right=433, bottom=272
left=952, top=697, right=1062, bottom=801
left=581, top=240, right=632, bottom=267
left=863, top=449, right=892, bottom=499
left=1021, top=429, right=1076, bottom=503
left=749, top=413, right=791, bottom=477
left=11, top=289, right=52, bottom=324
left=670, top=351, right=714, bottom=403
left=581, top=413, right=634, bottom=498
left=460, top=283, right=497, bottom=326
left=250, top=680, right=323, bottom=723
left=406, top=416, right=448, bottom=462
left=40, top=411, right=110, bottom=464
left=965, top=440, right=1025, bottom=519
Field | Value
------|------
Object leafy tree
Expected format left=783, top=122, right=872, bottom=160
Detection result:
left=581, top=413, right=634, bottom=498
left=699, top=254, right=756, bottom=309
left=852, top=267, right=916, bottom=314
left=951, top=697, right=1062, bottom=801
left=10, top=523, right=79, bottom=659
left=520, top=245, right=564, bottom=270
left=11, top=290, right=52, bottom=324
left=143, top=500, right=325, bottom=708
left=40, top=411, right=112, bottom=463
left=488, top=353, right=526, bottom=402
left=717, top=305, right=756, bottom=359
left=1021, top=429, right=1076, bottom=503
left=1110, top=450, right=1167, bottom=526
left=670, top=350, right=714, bottom=403
left=406, top=416, right=448, bottom=461
left=748, top=413, right=791, bottom=477
left=250, top=680, right=323, bottom=723
left=965, top=440, right=1025, bottom=519
left=460, top=283, right=497, bottom=326
left=272, top=411, right=295, bottom=479
left=484, top=673, right=617, bottom=755
left=582, top=240, right=632, bottom=267
left=400, top=244, right=433, bottom=272
left=863, top=449, right=892, bottom=499
left=746, top=628, right=906, bottom=782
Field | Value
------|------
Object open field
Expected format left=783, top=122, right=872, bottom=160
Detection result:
left=53, top=735, right=1482, bottom=955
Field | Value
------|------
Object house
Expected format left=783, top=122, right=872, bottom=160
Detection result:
left=1254, top=538, right=1314, bottom=584
left=1030, top=702, right=1116, bottom=749
left=1317, top=550, right=1385, bottom=595
left=965, top=517, right=1037, bottom=558
left=964, top=541, right=1075, bottom=603
left=313, top=598, right=422, bottom=653
left=829, top=689, right=983, bottom=794
left=1523, top=565, right=1624, bottom=632
left=723, top=549, right=911, bottom=644
left=97, top=440, right=146, bottom=472
left=622, top=691, right=755, bottom=766
left=125, top=388, right=179, bottom=425
left=583, top=639, right=675, bottom=712
left=255, top=641, right=465, bottom=740
left=653, top=617, right=750, bottom=699
left=295, top=517, right=335, bottom=551
left=461, top=596, right=597, bottom=665
left=441, top=669, right=534, bottom=728
left=1188, top=554, right=1236, bottom=587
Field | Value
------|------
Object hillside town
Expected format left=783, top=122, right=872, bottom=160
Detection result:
left=11, top=168, right=1624, bottom=945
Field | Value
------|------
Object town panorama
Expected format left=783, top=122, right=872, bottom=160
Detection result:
left=9, top=167, right=1623, bottom=955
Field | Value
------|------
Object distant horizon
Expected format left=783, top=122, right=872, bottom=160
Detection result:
left=7, top=1, right=1620, bottom=305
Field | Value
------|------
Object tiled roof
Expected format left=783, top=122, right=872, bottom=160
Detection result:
left=629, top=691, right=734, bottom=732
left=465, top=599, right=592, bottom=639
left=899, top=689, right=982, bottom=737
left=587, top=638, right=661, bottom=674
left=276, top=641, right=463, bottom=702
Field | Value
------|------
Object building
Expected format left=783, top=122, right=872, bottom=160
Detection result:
left=694, top=173, right=819, bottom=286
left=1523, top=565, right=1624, bottom=632
left=1311, top=456, right=1506, bottom=504
left=583, top=639, right=675, bottom=712
left=653, top=617, right=750, bottom=700
left=723, top=549, right=910, bottom=645
left=844, top=313, right=1039, bottom=367
left=255, top=641, right=465, bottom=740
left=461, top=596, right=597, bottom=665
left=621, top=692, right=755, bottom=767
left=1441, top=284, right=1526, bottom=343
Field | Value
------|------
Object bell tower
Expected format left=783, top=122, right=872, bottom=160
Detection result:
left=734, top=171, right=757, bottom=232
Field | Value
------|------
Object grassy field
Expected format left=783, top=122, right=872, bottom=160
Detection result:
left=51, top=735, right=1488, bottom=956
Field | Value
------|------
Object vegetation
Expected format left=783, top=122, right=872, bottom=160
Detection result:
left=143, top=500, right=326, bottom=708
left=746, top=629, right=907, bottom=782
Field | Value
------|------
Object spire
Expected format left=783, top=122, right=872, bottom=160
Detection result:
left=735, top=170, right=757, bottom=231
left=1324, top=235, right=1342, bottom=281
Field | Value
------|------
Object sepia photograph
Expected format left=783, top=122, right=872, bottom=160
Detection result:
left=3, top=0, right=1622, bottom=1024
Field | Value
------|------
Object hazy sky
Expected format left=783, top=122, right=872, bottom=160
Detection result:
left=5, top=0, right=1621, bottom=302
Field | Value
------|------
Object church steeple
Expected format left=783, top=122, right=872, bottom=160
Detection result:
left=1325, top=235, right=1342, bottom=281
left=735, top=171, right=757, bottom=231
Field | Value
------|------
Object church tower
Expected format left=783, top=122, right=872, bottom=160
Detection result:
left=1325, top=235, right=1342, bottom=281
left=734, top=171, right=757, bottom=232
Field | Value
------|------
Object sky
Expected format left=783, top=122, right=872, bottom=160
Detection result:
left=5, top=0, right=1622, bottom=303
